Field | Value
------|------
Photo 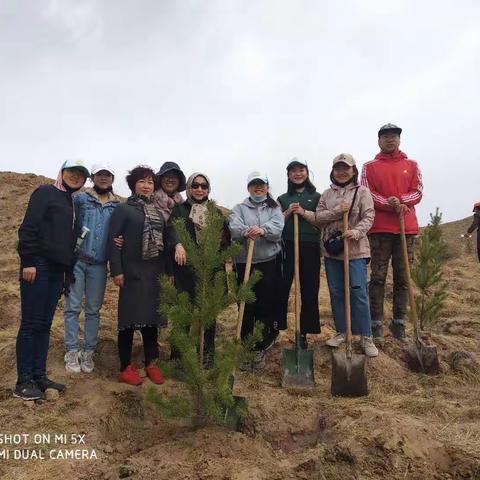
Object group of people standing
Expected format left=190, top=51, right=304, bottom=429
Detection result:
left=14, top=122, right=423, bottom=400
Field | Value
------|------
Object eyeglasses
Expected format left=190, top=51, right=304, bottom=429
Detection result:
left=191, top=182, right=209, bottom=190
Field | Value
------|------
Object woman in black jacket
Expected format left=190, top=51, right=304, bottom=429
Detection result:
left=168, top=172, right=230, bottom=365
left=109, top=166, right=168, bottom=386
left=15, top=159, right=89, bottom=400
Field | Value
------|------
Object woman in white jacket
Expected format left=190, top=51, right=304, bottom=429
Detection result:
left=229, top=171, right=284, bottom=369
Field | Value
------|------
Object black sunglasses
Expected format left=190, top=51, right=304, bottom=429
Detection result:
left=191, top=182, right=209, bottom=190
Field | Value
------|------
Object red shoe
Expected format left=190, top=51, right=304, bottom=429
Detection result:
left=145, top=364, right=165, bottom=384
left=119, top=365, right=143, bottom=386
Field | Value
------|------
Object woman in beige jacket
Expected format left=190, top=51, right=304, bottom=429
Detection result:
left=304, top=153, right=377, bottom=357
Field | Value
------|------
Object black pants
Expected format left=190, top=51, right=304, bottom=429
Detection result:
left=171, top=264, right=216, bottom=358
left=118, top=327, right=159, bottom=371
left=234, top=258, right=279, bottom=351
left=277, top=240, right=321, bottom=334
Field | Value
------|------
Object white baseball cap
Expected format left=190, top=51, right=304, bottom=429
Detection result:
left=91, top=163, right=115, bottom=176
left=247, top=171, right=269, bottom=186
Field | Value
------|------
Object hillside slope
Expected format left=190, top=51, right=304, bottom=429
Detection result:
left=0, top=171, right=479, bottom=480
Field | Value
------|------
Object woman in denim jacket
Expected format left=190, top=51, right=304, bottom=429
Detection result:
left=63, top=163, right=121, bottom=374
left=229, top=171, right=284, bottom=369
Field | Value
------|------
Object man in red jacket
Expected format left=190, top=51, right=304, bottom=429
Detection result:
left=361, top=124, right=423, bottom=342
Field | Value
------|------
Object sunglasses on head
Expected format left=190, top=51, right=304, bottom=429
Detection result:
left=191, top=182, right=209, bottom=190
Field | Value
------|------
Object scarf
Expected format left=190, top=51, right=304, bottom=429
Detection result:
left=186, top=172, right=211, bottom=243
left=153, top=188, right=184, bottom=222
left=130, top=195, right=164, bottom=260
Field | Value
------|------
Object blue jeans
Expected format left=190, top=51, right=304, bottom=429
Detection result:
left=64, top=260, right=107, bottom=352
left=324, top=257, right=372, bottom=336
left=16, top=257, right=64, bottom=384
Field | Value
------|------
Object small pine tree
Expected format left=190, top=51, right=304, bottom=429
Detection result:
left=147, top=202, right=261, bottom=427
left=411, top=208, right=448, bottom=331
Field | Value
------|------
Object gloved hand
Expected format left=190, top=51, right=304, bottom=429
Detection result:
left=62, top=272, right=76, bottom=297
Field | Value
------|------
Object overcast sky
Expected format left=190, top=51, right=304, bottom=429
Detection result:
left=1, top=0, right=479, bottom=225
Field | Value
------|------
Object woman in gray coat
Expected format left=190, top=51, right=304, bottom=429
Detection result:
left=109, top=166, right=167, bottom=386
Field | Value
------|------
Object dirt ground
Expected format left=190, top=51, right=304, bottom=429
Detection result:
left=0, top=171, right=479, bottom=480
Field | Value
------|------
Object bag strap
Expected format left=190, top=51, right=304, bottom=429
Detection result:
left=346, top=186, right=359, bottom=224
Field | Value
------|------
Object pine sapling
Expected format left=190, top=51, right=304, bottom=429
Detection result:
left=147, top=202, right=261, bottom=427
left=412, top=208, right=448, bottom=331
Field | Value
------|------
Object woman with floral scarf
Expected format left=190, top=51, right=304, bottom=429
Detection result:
left=109, top=166, right=168, bottom=386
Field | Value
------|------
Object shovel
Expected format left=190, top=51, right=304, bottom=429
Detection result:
left=399, top=212, right=440, bottom=374
left=222, top=238, right=255, bottom=430
left=282, top=213, right=315, bottom=390
left=331, top=211, right=368, bottom=397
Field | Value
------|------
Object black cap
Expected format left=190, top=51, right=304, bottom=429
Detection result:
left=286, top=157, right=308, bottom=171
left=156, top=161, right=186, bottom=192
left=378, top=123, right=402, bottom=137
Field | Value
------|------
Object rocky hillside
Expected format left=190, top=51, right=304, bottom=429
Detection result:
left=0, top=172, right=479, bottom=480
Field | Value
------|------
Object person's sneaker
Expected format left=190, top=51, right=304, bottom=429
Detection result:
left=119, top=365, right=143, bottom=386
left=299, top=333, right=308, bottom=350
left=389, top=322, right=406, bottom=342
left=34, top=376, right=66, bottom=394
left=371, top=324, right=384, bottom=343
left=325, top=333, right=345, bottom=347
left=13, top=381, right=43, bottom=401
left=362, top=336, right=379, bottom=357
left=80, top=350, right=95, bottom=373
left=252, top=350, right=266, bottom=370
left=64, top=350, right=81, bottom=373
left=145, top=364, right=165, bottom=384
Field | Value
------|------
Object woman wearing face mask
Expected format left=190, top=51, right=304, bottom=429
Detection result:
left=63, top=163, right=121, bottom=374
left=229, top=172, right=284, bottom=369
left=15, top=160, right=89, bottom=400
left=314, top=154, right=378, bottom=357
left=276, top=158, right=322, bottom=349
left=167, top=173, right=230, bottom=365
left=109, top=166, right=168, bottom=386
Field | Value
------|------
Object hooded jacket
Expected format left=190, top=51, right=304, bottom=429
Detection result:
left=229, top=197, right=284, bottom=264
left=361, top=150, right=422, bottom=234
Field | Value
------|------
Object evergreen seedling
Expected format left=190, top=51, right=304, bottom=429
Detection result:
left=148, top=202, right=261, bottom=427
left=411, top=208, right=448, bottom=331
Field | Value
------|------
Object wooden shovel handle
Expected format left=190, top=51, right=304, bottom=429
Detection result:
left=399, top=212, right=420, bottom=341
left=343, top=212, right=352, bottom=358
left=294, top=213, right=301, bottom=334
left=236, top=239, right=255, bottom=340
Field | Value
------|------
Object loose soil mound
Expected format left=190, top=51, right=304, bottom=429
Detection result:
left=0, top=172, right=479, bottom=480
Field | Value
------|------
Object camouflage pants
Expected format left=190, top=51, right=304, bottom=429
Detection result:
left=368, top=233, right=415, bottom=325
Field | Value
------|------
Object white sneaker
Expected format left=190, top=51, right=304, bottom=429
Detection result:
left=80, top=350, right=95, bottom=373
left=362, top=336, right=379, bottom=357
left=325, top=333, right=345, bottom=347
left=64, top=350, right=81, bottom=373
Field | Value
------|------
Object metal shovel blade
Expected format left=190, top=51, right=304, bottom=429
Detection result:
left=331, top=350, right=368, bottom=397
left=405, top=342, right=440, bottom=375
left=222, top=395, right=248, bottom=431
left=281, top=347, right=315, bottom=390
